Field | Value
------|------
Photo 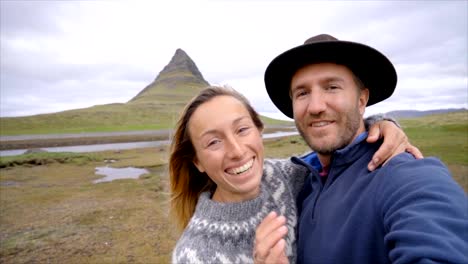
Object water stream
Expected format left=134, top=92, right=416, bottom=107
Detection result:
left=0, top=131, right=298, bottom=157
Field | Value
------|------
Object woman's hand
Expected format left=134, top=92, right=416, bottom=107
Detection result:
left=367, top=120, right=423, bottom=171
left=254, top=212, right=289, bottom=264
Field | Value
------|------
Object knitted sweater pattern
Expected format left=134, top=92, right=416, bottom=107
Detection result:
left=172, top=159, right=307, bottom=264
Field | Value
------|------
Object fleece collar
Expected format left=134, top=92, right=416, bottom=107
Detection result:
left=293, top=132, right=369, bottom=171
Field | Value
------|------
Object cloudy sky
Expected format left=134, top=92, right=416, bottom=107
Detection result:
left=1, top=0, right=467, bottom=120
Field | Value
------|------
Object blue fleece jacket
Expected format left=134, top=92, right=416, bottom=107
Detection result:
left=293, top=133, right=468, bottom=264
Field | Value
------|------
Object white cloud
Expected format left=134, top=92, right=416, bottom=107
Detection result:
left=0, top=0, right=467, bottom=117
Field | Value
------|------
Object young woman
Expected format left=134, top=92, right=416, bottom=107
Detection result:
left=169, top=86, right=420, bottom=264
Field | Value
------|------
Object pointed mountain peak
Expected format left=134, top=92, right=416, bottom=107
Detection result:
left=158, top=48, right=207, bottom=82
left=174, top=48, right=189, bottom=59
left=128, top=49, right=209, bottom=103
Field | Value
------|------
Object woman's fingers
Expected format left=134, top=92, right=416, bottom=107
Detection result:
left=254, top=212, right=288, bottom=264
left=264, top=239, right=289, bottom=264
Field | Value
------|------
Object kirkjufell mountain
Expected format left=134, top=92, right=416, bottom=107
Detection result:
left=129, top=48, right=209, bottom=103
left=0, top=48, right=291, bottom=136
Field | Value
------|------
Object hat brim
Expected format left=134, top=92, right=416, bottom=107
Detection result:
left=264, top=40, right=397, bottom=118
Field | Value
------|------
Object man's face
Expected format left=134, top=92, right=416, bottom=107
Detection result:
left=290, top=63, right=369, bottom=155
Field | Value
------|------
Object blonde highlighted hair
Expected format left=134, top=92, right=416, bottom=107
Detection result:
left=169, top=86, right=264, bottom=231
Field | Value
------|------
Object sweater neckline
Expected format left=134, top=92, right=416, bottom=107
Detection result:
left=195, top=186, right=267, bottom=221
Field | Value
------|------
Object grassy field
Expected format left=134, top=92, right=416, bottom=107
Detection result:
left=0, top=112, right=466, bottom=263
left=0, top=75, right=291, bottom=136
left=0, top=102, right=292, bottom=136
left=398, top=111, right=467, bottom=188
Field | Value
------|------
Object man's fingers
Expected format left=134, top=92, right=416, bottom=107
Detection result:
left=406, top=145, right=423, bottom=159
left=368, top=121, right=408, bottom=171
left=366, top=122, right=380, bottom=143
left=369, top=142, right=394, bottom=171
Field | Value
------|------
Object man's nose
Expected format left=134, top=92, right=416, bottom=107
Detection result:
left=306, top=94, right=326, bottom=115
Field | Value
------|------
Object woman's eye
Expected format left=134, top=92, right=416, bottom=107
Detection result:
left=207, top=139, right=221, bottom=147
left=238, top=127, right=250, bottom=134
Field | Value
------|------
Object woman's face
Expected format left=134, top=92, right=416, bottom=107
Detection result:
left=188, top=95, right=264, bottom=202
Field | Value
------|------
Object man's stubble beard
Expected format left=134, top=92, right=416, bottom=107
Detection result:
left=296, top=108, right=363, bottom=155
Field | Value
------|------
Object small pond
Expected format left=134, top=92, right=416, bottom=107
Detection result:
left=93, top=166, right=149, bottom=184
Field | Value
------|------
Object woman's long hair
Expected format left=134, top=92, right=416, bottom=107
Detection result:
left=169, top=86, right=264, bottom=232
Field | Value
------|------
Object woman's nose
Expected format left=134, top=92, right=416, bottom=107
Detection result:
left=226, top=136, right=243, bottom=158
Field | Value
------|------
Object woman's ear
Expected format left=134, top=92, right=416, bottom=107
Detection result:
left=193, top=157, right=205, bottom=173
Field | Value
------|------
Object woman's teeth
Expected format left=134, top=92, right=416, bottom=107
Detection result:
left=227, top=159, right=254, bottom=175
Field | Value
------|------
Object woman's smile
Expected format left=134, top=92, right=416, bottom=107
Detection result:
left=226, top=158, right=255, bottom=175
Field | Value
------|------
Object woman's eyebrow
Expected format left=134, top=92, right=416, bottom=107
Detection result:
left=198, top=116, right=250, bottom=138
left=232, top=116, right=250, bottom=125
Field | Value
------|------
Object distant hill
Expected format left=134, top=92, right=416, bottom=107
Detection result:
left=0, top=49, right=291, bottom=136
left=385, top=108, right=467, bottom=119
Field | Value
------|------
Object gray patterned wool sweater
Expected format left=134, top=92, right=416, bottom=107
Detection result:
left=172, top=159, right=307, bottom=264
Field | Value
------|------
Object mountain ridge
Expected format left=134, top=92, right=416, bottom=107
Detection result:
left=384, top=108, right=467, bottom=119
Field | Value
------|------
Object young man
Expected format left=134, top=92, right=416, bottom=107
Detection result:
left=255, top=34, right=467, bottom=263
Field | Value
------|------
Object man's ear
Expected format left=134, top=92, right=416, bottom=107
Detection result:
left=359, top=88, right=370, bottom=115
left=193, top=156, right=205, bottom=173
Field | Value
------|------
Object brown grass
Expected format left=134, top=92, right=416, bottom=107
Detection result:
left=0, top=147, right=176, bottom=264
left=1, top=135, right=466, bottom=263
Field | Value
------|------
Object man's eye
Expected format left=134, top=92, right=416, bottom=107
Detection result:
left=295, top=90, right=308, bottom=99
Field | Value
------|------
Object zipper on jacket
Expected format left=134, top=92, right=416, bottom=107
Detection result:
left=310, top=160, right=336, bottom=219
left=310, top=170, right=324, bottom=219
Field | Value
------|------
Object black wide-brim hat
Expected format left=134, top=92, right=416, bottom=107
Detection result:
left=264, top=34, right=397, bottom=118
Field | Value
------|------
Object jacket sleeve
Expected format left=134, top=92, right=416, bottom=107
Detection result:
left=376, top=155, right=468, bottom=264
